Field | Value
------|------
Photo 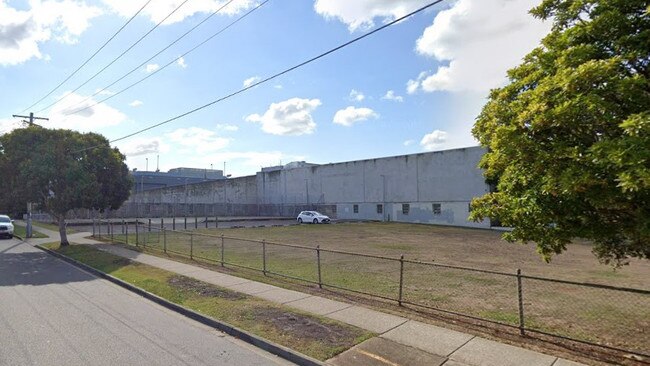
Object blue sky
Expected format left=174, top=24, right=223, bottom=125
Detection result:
left=0, top=0, right=550, bottom=177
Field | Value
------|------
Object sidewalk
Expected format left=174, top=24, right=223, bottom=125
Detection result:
left=26, top=224, right=586, bottom=366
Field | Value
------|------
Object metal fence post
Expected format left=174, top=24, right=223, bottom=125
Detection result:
left=98, top=219, right=101, bottom=239
left=215, top=216, right=218, bottom=228
left=517, top=269, right=525, bottom=336
left=160, top=218, right=164, bottom=230
left=92, top=219, right=96, bottom=237
left=125, top=222, right=129, bottom=245
left=190, top=233, right=194, bottom=259
left=262, top=240, right=267, bottom=275
left=163, top=228, right=167, bottom=253
left=135, top=222, right=139, bottom=246
left=110, top=222, right=114, bottom=241
left=184, top=216, right=187, bottom=230
left=173, top=217, right=176, bottom=231
left=121, top=220, right=125, bottom=234
left=148, top=218, right=151, bottom=232
left=398, top=254, right=404, bottom=306
left=205, top=216, right=208, bottom=228
left=220, top=234, right=225, bottom=266
left=195, top=216, right=198, bottom=229
left=317, top=245, right=322, bottom=289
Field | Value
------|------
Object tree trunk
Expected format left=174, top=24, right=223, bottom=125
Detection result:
left=58, top=216, right=69, bottom=246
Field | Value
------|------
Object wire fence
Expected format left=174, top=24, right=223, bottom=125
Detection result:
left=92, top=220, right=650, bottom=357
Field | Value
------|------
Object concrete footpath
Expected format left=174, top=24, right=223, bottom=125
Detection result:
left=25, top=225, right=586, bottom=366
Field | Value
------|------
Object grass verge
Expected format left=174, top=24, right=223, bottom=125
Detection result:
left=42, top=242, right=374, bottom=361
left=13, top=225, right=48, bottom=239
left=33, top=221, right=77, bottom=234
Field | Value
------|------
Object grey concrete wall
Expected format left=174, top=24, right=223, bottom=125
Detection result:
left=116, top=147, right=490, bottom=227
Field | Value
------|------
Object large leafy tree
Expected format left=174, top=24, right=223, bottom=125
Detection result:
left=471, top=0, right=649, bottom=265
left=0, top=127, right=132, bottom=245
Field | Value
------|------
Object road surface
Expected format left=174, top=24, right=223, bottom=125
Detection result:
left=0, top=237, right=292, bottom=366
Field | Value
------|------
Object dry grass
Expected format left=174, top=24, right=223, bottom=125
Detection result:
left=109, top=222, right=650, bottom=356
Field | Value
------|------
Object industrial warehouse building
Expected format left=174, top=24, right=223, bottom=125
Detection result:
left=116, top=146, right=491, bottom=228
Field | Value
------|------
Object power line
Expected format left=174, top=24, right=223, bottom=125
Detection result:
left=66, top=0, right=238, bottom=114
left=77, top=0, right=446, bottom=153
left=35, top=0, right=191, bottom=114
left=20, top=0, right=153, bottom=113
left=65, top=0, right=269, bottom=117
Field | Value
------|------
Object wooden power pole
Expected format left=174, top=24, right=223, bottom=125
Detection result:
left=11, top=112, right=49, bottom=238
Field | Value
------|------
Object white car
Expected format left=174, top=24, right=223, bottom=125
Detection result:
left=0, top=215, right=14, bottom=239
left=297, top=211, right=331, bottom=224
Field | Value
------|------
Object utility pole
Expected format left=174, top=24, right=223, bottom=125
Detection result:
left=12, top=112, right=49, bottom=238
left=12, top=112, right=49, bottom=127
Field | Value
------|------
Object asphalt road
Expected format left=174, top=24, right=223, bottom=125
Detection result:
left=0, top=237, right=293, bottom=366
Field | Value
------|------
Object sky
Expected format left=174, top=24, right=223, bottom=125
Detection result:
left=0, top=0, right=551, bottom=177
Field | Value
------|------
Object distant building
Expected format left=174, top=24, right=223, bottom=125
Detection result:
left=131, top=168, right=224, bottom=192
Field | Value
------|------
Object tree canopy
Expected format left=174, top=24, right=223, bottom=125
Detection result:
left=470, top=0, right=650, bottom=265
left=0, top=127, right=132, bottom=244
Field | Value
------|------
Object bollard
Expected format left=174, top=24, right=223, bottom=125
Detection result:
left=517, top=269, right=525, bottom=335
left=316, top=245, right=322, bottom=289
left=398, top=254, right=404, bottom=306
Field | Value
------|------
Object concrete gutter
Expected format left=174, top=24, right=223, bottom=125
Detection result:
left=35, top=244, right=324, bottom=366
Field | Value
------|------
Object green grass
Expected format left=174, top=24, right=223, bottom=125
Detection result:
left=43, top=242, right=374, bottom=361
left=33, top=221, right=77, bottom=234
left=13, top=225, right=48, bottom=238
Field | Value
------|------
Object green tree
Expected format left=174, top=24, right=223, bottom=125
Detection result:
left=0, top=127, right=132, bottom=245
left=470, top=0, right=650, bottom=265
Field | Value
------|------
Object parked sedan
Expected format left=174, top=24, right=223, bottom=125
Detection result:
left=0, top=215, right=14, bottom=239
left=297, top=211, right=331, bottom=224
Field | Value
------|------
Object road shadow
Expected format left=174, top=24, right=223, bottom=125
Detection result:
left=0, top=244, right=95, bottom=287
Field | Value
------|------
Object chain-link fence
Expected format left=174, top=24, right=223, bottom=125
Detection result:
left=92, top=220, right=650, bottom=357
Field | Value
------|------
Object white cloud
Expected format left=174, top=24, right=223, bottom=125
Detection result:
left=95, top=88, right=116, bottom=96
left=349, top=89, right=365, bottom=102
left=314, top=0, right=431, bottom=32
left=216, top=124, right=238, bottom=132
left=102, top=0, right=256, bottom=25
left=246, top=98, right=321, bottom=136
left=403, top=139, right=414, bottom=146
left=382, top=90, right=403, bottom=102
left=177, top=56, right=187, bottom=68
left=420, top=130, right=448, bottom=150
left=0, top=118, right=20, bottom=135
left=243, top=76, right=261, bottom=88
left=145, top=63, right=159, bottom=73
left=333, top=106, right=379, bottom=127
left=406, top=71, right=431, bottom=95
left=46, top=92, right=127, bottom=132
left=273, top=84, right=283, bottom=89
left=0, top=0, right=102, bottom=65
left=115, top=137, right=170, bottom=157
left=129, top=100, right=143, bottom=107
left=412, top=0, right=550, bottom=93
left=165, top=127, right=230, bottom=154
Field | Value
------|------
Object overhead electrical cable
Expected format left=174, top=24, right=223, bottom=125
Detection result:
left=76, top=0, right=446, bottom=153
left=65, top=0, right=269, bottom=117
left=66, top=0, right=238, bottom=113
left=20, top=0, right=153, bottom=113
left=35, top=0, right=192, bottom=114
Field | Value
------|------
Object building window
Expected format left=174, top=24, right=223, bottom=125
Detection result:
left=432, top=203, right=441, bottom=215
left=377, top=204, right=383, bottom=214
left=353, top=204, right=359, bottom=213
left=402, top=204, right=410, bottom=215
